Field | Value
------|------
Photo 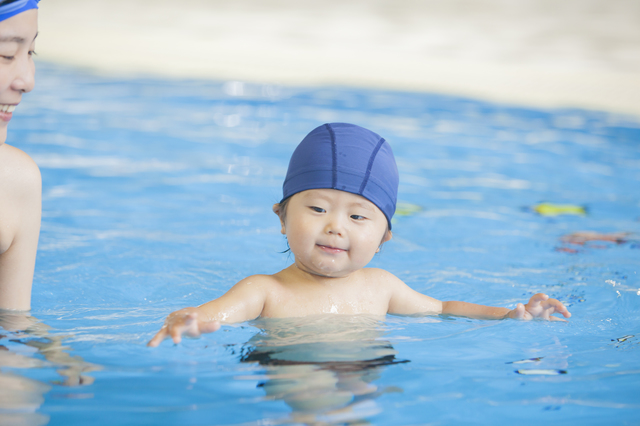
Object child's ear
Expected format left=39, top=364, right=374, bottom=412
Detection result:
left=272, top=203, right=286, bottom=235
left=376, top=230, right=392, bottom=253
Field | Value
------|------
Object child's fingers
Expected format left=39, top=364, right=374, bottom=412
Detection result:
left=170, top=326, right=184, bottom=344
left=528, top=293, right=549, bottom=306
left=147, top=328, right=168, bottom=347
left=147, top=312, right=217, bottom=347
left=544, top=298, right=572, bottom=318
left=171, top=313, right=207, bottom=343
left=549, top=315, right=568, bottom=322
left=146, top=334, right=161, bottom=347
left=183, top=313, right=197, bottom=328
left=509, top=303, right=527, bottom=319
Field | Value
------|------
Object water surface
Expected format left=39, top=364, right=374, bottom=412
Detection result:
left=1, top=62, right=639, bottom=425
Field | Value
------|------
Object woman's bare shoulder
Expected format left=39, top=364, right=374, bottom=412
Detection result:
left=0, top=144, right=42, bottom=194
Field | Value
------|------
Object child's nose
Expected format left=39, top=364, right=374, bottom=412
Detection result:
left=324, top=216, right=344, bottom=236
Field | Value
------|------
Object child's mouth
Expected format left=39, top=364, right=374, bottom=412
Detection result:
left=317, top=244, right=347, bottom=254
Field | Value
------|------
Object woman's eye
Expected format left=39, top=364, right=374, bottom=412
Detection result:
left=310, top=206, right=325, bottom=213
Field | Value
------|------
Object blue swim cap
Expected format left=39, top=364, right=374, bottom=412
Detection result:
left=282, top=123, right=399, bottom=228
left=0, top=0, right=39, bottom=22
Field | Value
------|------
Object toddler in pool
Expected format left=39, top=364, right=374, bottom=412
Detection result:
left=148, top=123, right=570, bottom=347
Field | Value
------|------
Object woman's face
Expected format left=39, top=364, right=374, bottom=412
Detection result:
left=0, top=9, right=37, bottom=145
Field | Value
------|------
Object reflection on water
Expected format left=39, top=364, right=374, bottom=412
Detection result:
left=0, top=311, right=100, bottom=426
left=238, top=315, right=407, bottom=424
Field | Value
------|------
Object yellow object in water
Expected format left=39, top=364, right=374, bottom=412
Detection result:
left=532, top=203, right=587, bottom=217
left=395, top=202, right=423, bottom=217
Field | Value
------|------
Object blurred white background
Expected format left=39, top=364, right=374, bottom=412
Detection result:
left=38, top=0, right=640, bottom=116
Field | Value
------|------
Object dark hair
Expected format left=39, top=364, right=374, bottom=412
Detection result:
left=276, top=197, right=291, bottom=254
left=277, top=196, right=291, bottom=223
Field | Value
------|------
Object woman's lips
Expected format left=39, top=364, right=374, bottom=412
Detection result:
left=0, top=104, right=16, bottom=122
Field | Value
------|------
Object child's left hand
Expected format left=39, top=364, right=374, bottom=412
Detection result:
left=507, top=293, right=571, bottom=321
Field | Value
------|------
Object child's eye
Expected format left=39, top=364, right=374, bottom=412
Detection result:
left=309, top=206, right=325, bottom=213
left=350, top=215, right=366, bottom=220
left=29, top=50, right=36, bottom=56
left=2, top=55, right=14, bottom=61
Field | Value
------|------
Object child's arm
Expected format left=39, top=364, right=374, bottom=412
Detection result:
left=147, top=275, right=270, bottom=347
left=385, top=271, right=571, bottom=320
left=440, top=293, right=571, bottom=320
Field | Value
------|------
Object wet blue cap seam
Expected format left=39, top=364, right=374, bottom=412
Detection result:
left=358, top=137, right=385, bottom=195
left=282, top=123, right=399, bottom=228
left=327, top=123, right=337, bottom=188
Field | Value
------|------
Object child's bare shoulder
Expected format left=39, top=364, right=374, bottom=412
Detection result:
left=361, top=267, right=406, bottom=288
left=230, top=273, right=283, bottom=294
left=361, top=267, right=402, bottom=279
left=236, top=273, right=280, bottom=286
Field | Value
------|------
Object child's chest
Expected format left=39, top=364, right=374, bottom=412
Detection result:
left=261, top=279, right=390, bottom=318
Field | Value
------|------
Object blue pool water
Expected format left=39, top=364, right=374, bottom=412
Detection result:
left=2, top=62, right=640, bottom=425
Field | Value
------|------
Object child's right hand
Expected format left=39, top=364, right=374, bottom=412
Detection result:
left=147, top=308, right=221, bottom=347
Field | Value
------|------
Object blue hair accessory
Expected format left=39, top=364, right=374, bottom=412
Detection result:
left=282, top=123, right=399, bottom=228
left=0, top=0, right=39, bottom=22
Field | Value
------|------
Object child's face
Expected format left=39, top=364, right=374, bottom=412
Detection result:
left=275, top=189, right=391, bottom=278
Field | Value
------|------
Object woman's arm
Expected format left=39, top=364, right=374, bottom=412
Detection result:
left=0, top=145, right=42, bottom=310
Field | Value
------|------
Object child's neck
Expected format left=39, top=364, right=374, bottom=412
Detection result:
left=287, top=262, right=359, bottom=285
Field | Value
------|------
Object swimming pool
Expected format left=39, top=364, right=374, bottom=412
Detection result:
left=2, top=62, right=639, bottom=425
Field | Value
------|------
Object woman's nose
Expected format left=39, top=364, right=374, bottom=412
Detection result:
left=11, top=58, right=35, bottom=94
